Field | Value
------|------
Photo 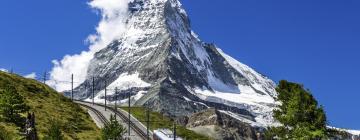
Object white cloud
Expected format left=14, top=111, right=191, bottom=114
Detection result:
left=48, top=0, right=132, bottom=91
left=0, top=68, right=8, bottom=73
left=24, top=72, right=37, bottom=79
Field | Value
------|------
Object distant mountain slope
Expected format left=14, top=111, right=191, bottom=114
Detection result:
left=0, top=71, right=100, bottom=139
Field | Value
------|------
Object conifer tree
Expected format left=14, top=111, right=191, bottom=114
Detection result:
left=101, top=114, right=126, bottom=140
left=0, top=86, right=29, bottom=123
left=266, top=80, right=327, bottom=140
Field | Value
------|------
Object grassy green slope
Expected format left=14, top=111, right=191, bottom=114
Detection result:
left=120, top=107, right=212, bottom=140
left=0, top=71, right=100, bottom=139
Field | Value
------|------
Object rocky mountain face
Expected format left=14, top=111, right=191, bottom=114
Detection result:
left=186, top=109, right=264, bottom=140
left=71, top=0, right=279, bottom=136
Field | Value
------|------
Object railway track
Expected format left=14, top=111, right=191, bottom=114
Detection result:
left=76, top=101, right=150, bottom=140
left=79, top=103, right=109, bottom=126
left=108, top=106, right=149, bottom=140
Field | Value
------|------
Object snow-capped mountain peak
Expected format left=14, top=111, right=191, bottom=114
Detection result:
left=70, top=0, right=278, bottom=128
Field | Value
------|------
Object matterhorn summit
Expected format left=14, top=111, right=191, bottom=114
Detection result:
left=59, top=0, right=279, bottom=138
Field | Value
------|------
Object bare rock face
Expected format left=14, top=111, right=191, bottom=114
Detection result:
left=186, top=109, right=265, bottom=140
left=327, top=128, right=360, bottom=140
left=353, top=135, right=360, bottom=140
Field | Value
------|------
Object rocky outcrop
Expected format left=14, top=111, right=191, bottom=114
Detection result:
left=186, top=108, right=264, bottom=140
left=327, top=128, right=360, bottom=140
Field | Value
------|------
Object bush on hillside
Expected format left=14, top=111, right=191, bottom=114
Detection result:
left=0, top=125, right=12, bottom=140
left=43, top=119, right=64, bottom=140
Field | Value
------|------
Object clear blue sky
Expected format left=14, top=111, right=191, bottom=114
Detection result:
left=0, top=0, right=359, bottom=129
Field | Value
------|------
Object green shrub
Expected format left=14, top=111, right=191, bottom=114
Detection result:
left=43, top=119, right=64, bottom=140
left=0, top=126, right=12, bottom=140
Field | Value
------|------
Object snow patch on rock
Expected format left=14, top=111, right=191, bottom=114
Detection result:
left=85, top=72, right=150, bottom=104
left=217, top=48, right=277, bottom=98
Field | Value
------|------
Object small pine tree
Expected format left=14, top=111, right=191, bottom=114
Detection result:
left=266, top=80, right=327, bottom=140
left=44, top=119, right=63, bottom=140
left=0, top=86, right=29, bottom=123
left=101, top=114, right=126, bottom=140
